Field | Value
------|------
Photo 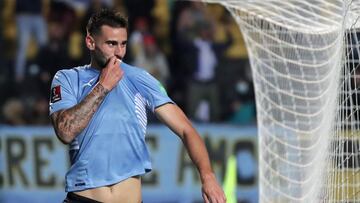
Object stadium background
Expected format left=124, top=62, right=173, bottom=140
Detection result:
left=0, top=0, right=258, bottom=202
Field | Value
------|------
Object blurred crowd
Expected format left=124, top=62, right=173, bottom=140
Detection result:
left=0, top=0, right=256, bottom=125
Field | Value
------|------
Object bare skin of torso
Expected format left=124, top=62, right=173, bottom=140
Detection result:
left=74, top=176, right=142, bottom=203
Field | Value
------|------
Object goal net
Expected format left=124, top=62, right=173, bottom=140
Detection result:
left=202, top=0, right=360, bottom=202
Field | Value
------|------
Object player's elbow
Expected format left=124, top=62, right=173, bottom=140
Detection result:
left=52, top=121, right=76, bottom=144
left=179, top=127, right=195, bottom=141
left=58, top=135, right=73, bottom=145
left=51, top=110, right=76, bottom=144
left=54, top=129, right=74, bottom=144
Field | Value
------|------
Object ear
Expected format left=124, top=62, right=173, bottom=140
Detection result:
left=85, top=35, right=95, bottom=50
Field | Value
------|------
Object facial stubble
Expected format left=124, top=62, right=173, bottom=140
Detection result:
left=92, top=46, right=108, bottom=69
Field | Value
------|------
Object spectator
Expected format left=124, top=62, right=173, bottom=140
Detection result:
left=48, top=1, right=76, bottom=38
left=2, top=98, right=27, bottom=125
left=133, top=34, right=170, bottom=87
left=29, top=96, right=50, bottom=125
left=186, top=20, right=233, bottom=122
left=128, top=17, right=151, bottom=61
left=167, top=2, right=192, bottom=109
left=124, top=0, right=155, bottom=33
left=13, top=0, right=49, bottom=83
left=35, top=20, right=70, bottom=97
left=228, top=79, right=256, bottom=125
left=170, top=2, right=234, bottom=122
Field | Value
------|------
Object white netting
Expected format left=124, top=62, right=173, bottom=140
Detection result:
left=202, top=0, right=360, bottom=202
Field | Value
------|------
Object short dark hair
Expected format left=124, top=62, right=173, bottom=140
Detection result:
left=86, top=9, right=128, bottom=36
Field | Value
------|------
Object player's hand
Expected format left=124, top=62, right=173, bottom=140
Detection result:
left=98, top=56, right=124, bottom=91
left=201, top=173, right=226, bottom=203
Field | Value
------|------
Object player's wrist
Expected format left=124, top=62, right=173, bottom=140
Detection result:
left=96, top=82, right=110, bottom=95
left=200, top=171, right=216, bottom=184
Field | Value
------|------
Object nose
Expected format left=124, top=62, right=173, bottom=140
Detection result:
left=114, top=44, right=125, bottom=58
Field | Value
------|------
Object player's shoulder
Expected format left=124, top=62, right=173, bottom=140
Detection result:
left=122, top=62, right=145, bottom=74
left=54, top=65, right=90, bottom=79
left=122, top=62, right=150, bottom=79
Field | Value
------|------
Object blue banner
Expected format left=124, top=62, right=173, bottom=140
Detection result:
left=0, top=124, right=258, bottom=203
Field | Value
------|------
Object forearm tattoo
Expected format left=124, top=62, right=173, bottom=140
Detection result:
left=51, top=83, right=109, bottom=143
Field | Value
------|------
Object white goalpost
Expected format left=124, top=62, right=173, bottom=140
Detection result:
left=201, top=0, right=360, bottom=202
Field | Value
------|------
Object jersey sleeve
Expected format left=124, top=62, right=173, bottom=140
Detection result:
left=49, top=70, right=78, bottom=115
left=136, top=70, right=174, bottom=112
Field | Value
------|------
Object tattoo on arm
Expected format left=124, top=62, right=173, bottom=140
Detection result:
left=51, top=83, right=109, bottom=144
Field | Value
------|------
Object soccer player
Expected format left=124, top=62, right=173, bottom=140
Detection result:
left=49, top=9, right=226, bottom=203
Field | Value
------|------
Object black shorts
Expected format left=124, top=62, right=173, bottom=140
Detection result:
left=63, top=192, right=102, bottom=203
left=63, top=192, right=143, bottom=203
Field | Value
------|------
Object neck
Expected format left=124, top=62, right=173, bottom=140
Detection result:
left=90, top=59, right=102, bottom=71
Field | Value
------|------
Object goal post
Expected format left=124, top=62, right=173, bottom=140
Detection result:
left=201, top=0, right=360, bottom=202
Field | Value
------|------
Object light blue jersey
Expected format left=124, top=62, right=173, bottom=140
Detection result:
left=49, top=62, right=173, bottom=192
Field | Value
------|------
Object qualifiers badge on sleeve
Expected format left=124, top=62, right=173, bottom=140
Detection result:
left=51, top=85, right=62, bottom=103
